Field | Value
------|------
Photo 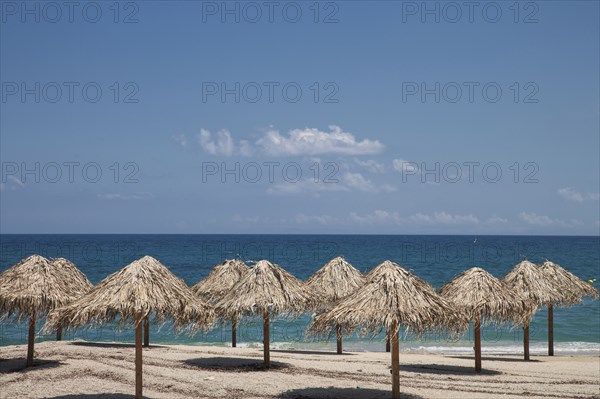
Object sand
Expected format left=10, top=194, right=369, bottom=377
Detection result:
left=1, top=341, right=599, bottom=399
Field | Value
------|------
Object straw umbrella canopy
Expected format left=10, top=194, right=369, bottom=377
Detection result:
left=308, top=260, right=468, bottom=399
left=538, top=260, right=599, bottom=356
left=503, top=260, right=561, bottom=361
left=50, top=258, right=94, bottom=341
left=304, top=256, right=365, bottom=354
left=191, top=259, right=249, bottom=347
left=439, top=267, right=533, bottom=372
left=43, top=255, right=215, bottom=399
left=0, top=255, right=92, bottom=367
left=214, top=259, right=312, bottom=367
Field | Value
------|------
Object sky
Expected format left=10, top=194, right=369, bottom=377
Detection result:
left=0, top=0, right=599, bottom=234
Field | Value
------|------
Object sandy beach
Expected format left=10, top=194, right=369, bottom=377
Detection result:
left=1, top=341, right=598, bottom=399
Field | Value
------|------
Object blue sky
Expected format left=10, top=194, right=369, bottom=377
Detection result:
left=1, top=1, right=599, bottom=234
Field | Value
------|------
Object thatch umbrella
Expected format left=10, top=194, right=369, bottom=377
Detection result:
left=50, top=258, right=94, bottom=341
left=0, top=255, right=92, bottom=367
left=214, top=260, right=312, bottom=367
left=308, top=260, right=468, bottom=399
left=304, top=256, right=365, bottom=354
left=503, top=260, right=561, bottom=361
left=439, top=267, right=533, bottom=372
left=191, top=259, right=249, bottom=347
left=43, top=255, right=215, bottom=399
left=538, top=260, right=599, bottom=356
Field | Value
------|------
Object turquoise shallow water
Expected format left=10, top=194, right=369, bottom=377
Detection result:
left=1, top=234, right=598, bottom=354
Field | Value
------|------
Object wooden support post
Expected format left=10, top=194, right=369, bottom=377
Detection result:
left=135, top=313, right=143, bottom=399
left=391, top=320, right=400, bottom=399
left=386, top=330, right=390, bottom=353
left=524, top=321, right=530, bottom=361
left=548, top=305, right=554, bottom=356
left=232, top=318, right=237, bottom=348
left=336, top=324, right=343, bottom=354
left=143, top=316, right=149, bottom=347
left=263, top=311, right=270, bottom=367
left=474, top=313, right=482, bottom=373
left=27, top=312, right=35, bottom=367
left=56, top=322, right=62, bottom=341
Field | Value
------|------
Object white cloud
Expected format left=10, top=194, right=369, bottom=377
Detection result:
left=343, top=172, right=396, bottom=193
left=350, top=210, right=402, bottom=225
left=409, top=212, right=479, bottom=225
left=173, top=134, right=188, bottom=147
left=194, top=125, right=384, bottom=157
left=354, top=158, right=386, bottom=173
left=518, top=212, right=582, bottom=228
left=97, top=192, right=153, bottom=200
left=198, top=129, right=235, bottom=156
left=392, top=159, right=419, bottom=173
left=486, top=215, right=508, bottom=225
left=266, top=172, right=395, bottom=196
left=558, top=187, right=600, bottom=203
left=294, top=214, right=335, bottom=225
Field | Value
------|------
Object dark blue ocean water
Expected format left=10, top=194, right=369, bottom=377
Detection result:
left=1, top=235, right=599, bottom=354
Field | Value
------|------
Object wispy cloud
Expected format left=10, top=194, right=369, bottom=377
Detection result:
left=97, top=192, right=154, bottom=200
left=518, top=211, right=582, bottom=228
left=354, top=158, right=386, bottom=173
left=349, top=210, right=479, bottom=226
left=266, top=172, right=395, bottom=196
left=189, top=126, right=383, bottom=157
left=409, top=212, right=479, bottom=225
left=558, top=187, right=600, bottom=203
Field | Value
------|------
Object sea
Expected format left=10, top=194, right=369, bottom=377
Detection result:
left=1, top=234, right=598, bottom=355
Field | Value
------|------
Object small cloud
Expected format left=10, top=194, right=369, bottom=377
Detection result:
left=198, top=129, right=235, bottom=156
left=266, top=172, right=395, bottom=196
left=518, top=211, right=582, bottom=228
left=354, top=159, right=386, bottom=174
left=486, top=215, right=508, bottom=225
left=350, top=210, right=402, bottom=225
left=392, top=159, right=419, bottom=173
left=173, top=134, right=188, bottom=147
left=294, top=213, right=335, bottom=225
left=409, top=212, right=479, bottom=225
left=97, top=192, right=154, bottom=200
left=231, top=214, right=260, bottom=223
left=558, top=187, right=600, bottom=203
left=343, top=172, right=396, bottom=193
left=256, top=125, right=384, bottom=156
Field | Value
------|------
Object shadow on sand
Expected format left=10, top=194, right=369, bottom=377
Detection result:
left=271, top=349, right=356, bottom=356
left=0, top=358, right=62, bottom=373
left=275, top=387, right=424, bottom=399
left=400, top=363, right=502, bottom=375
left=447, top=355, right=542, bottom=363
left=45, top=395, right=147, bottom=399
left=69, top=341, right=165, bottom=349
left=183, top=356, right=291, bottom=372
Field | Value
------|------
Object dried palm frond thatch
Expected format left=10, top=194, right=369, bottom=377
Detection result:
left=439, top=267, right=533, bottom=372
left=538, top=260, right=599, bottom=356
left=43, top=255, right=215, bottom=399
left=0, top=255, right=93, bottom=367
left=307, top=260, right=468, bottom=399
left=191, top=259, right=249, bottom=347
left=304, top=256, right=365, bottom=354
left=503, top=260, right=562, bottom=361
left=215, top=259, right=312, bottom=366
left=50, top=258, right=94, bottom=341
left=191, top=259, right=249, bottom=303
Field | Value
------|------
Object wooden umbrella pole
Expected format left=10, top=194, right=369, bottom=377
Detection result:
left=27, top=311, right=36, bottom=367
left=263, top=311, right=270, bottom=367
left=143, top=316, right=150, bottom=347
left=524, top=320, right=530, bottom=361
left=135, top=313, right=143, bottom=399
left=474, top=312, right=482, bottom=373
left=336, top=323, right=343, bottom=354
left=548, top=305, right=554, bottom=356
left=232, top=318, right=237, bottom=348
left=386, top=331, right=390, bottom=353
left=56, top=321, right=62, bottom=341
left=391, top=320, right=400, bottom=399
